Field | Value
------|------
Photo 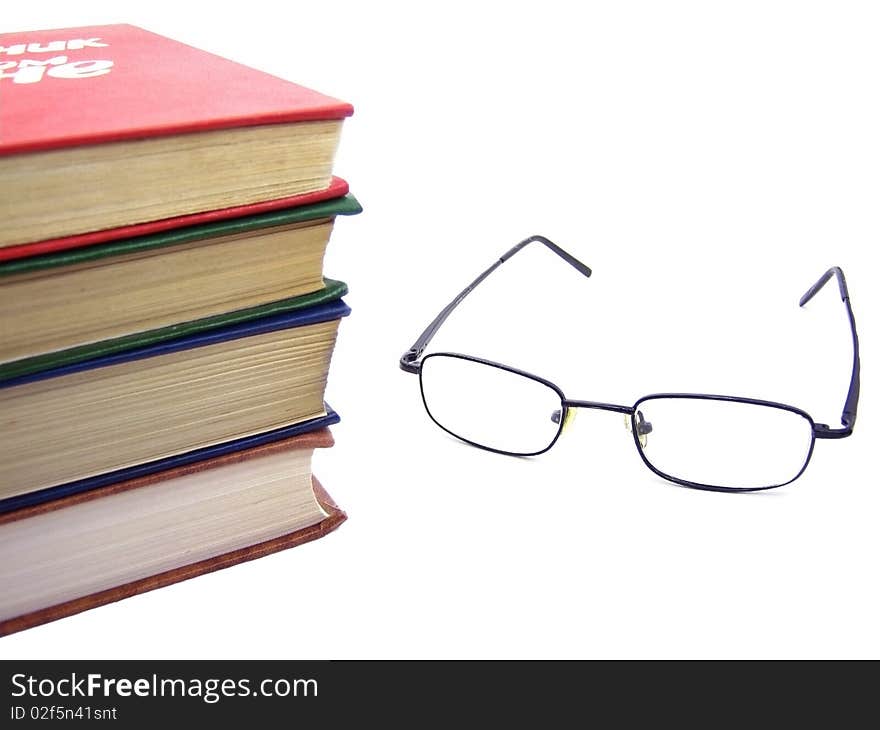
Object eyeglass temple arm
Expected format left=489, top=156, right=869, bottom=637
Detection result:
left=399, top=235, right=592, bottom=373
left=799, top=266, right=860, bottom=437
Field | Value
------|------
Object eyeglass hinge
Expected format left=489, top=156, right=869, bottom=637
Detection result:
left=813, top=423, right=853, bottom=439
left=399, top=348, right=422, bottom=374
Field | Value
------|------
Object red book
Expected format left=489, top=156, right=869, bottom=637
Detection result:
left=0, top=24, right=353, bottom=154
left=0, top=24, right=353, bottom=250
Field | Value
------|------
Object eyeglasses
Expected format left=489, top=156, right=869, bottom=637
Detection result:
left=400, top=236, right=860, bottom=492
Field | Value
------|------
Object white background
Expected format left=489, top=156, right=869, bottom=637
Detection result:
left=2, top=1, right=877, bottom=658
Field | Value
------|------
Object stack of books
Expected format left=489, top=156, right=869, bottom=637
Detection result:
left=0, top=24, right=359, bottom=635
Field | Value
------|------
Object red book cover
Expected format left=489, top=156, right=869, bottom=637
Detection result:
left=0, top=24, right=353, bottom=155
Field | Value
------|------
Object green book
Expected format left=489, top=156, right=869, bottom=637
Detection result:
left=0, top=280, right=349, bottom=383
left=0, top=195, right=359, bottom=382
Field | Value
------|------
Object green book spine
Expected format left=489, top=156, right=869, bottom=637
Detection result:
left=0, top=279, right=348, bottom=383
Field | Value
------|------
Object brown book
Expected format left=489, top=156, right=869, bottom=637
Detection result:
left=0, top=428, right=345, bottom=636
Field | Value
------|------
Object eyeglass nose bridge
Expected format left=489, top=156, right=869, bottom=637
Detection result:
left=557, top=399, right=653, bottom=447
left=562, top=399, right=635, bottom=416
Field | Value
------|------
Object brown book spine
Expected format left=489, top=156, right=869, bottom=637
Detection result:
left=0, top=477, right=345, bottom=636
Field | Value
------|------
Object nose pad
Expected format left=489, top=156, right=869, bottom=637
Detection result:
left=635, top=410, right=652, bottom=448
left=550, top=408, right=577, bottom=433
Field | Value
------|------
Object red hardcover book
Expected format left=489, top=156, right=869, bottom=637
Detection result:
left=0, top=24, right=352, bottom=154
left=0, top=24, right=353, bottom=249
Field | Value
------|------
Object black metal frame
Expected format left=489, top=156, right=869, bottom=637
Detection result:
left=418, top=352, right=569, bottom=457
left=401, top=235, right=860, bottom=492
left=629, top=394, right=816, bottom=493
left=399, top=235, right=592, bottom=374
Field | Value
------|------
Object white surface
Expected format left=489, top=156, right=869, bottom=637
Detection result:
left=2, top=1, right=877, bottom=659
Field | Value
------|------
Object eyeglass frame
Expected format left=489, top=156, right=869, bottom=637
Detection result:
left=399, top=235, right=860, bottom=493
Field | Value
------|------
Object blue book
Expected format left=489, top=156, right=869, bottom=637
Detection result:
left=0, top=299, right=350, bottom=510
left=0, top=407, right=340, bottom=514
